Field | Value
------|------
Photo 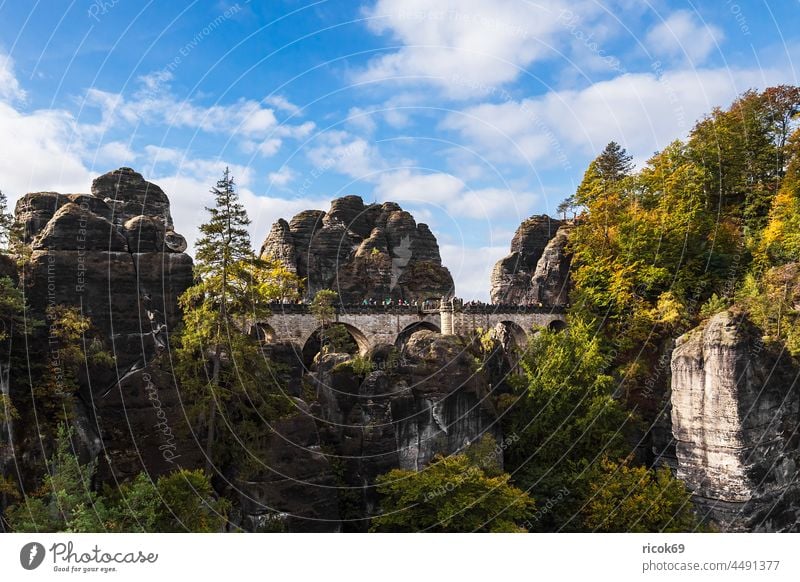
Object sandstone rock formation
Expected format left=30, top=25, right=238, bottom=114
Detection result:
left=14, top=167, right=195, bottom=480
left=235, top=400, right=341, bottom=532
left=671, top=310, right=800, bottom=531
left=260, top=195, right=454, bottom=303
left=311, top=331, right=502, bottom=529
left=490, top=215, right=571, bottom=305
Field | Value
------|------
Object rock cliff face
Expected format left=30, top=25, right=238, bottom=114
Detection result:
left=260, top=196, right=454, bottom=303
left=311, top=332, right=502, bottom=530
left=671, top=310, right=800, bottom=531
left=490, top=215, right=571, bottom=305
left=14, top=167, right=195, bottom=480
left=234, top=401, right=341, bottom=533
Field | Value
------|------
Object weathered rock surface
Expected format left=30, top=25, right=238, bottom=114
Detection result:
left=490, top=215, right=570, bottom=305
left=671, top=310, right=800, bottom=531
left=529, top=225, right=571, bottom=306
left=13, top=168, right=195, bottom=480
left=235, top=400, right=341, bottom=532
left=311, top=331, right=502, bottom=529
left=260, top=196, right=454, bottom=303
left=92, top=166, right=175, bottom=229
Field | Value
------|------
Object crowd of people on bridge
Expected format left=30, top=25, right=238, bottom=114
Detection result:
left=266, top=296, right=558, bottom=310
left=360, top=297, right=420, bottom=307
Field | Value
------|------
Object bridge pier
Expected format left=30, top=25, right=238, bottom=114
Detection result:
left=439, top=300, right=454, bottom=336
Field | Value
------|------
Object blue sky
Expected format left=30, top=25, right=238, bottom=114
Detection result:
left=1, top=0, right=798, bottom=299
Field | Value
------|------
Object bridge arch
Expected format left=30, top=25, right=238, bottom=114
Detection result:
left=548, top=319, right=567, bottom=332
left=252, top=322, right=277, bottom=343
left=301, top=322, right=369, bottom=367
left=395, top=320, right=441, bottom=349
left=495, top=320, right=528, bottom=350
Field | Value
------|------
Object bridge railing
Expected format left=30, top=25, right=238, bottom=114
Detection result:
left=263, top=302, right=567, bottom=316
left=459, top=303, right=568, bottom=315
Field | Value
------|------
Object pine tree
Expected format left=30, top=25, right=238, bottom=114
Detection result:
left=594, top=141, right=633, bottom=183
left=182, top=168, right=251, bottom=470
left=556, top=194, right=577, bottom=219
left=178, top=168, right=300, bottom=472
left=5, top=423, right=228, bottom=532
left=0, top=190, right=13, bottom=251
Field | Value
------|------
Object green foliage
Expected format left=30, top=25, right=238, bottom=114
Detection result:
left=5, top=424, right=227, bottom=532
left=0, top=189, right=13, bottom=251
left=309, top=290, right=356, bottom=356
left=757, top=128, right=800, bottom=266
left=6, top=424, right=106, bottom=532
left=0, top=393, right=19, bottom=427
left=148, top=470, right=229, bottom=532
left=310, top=289, right=339, bottom=326
left=582, top=457, right=702, bottom=532
left=0, top=276, right=27, bottom=413
left=699, top=293, right=730, bottom=319
left=350, top=354, right=374, bottom=376
left=194, top=168, right=253, bottom=288
left=26, top=306, right=113, bottom=435
left=594, top=141, right=633, bottom=184
left=0, top=276, right=24, bottom=343
left=568, top=86, right=799, bottom=366
left=463, top=434, right=504, bottom=477
left=737, top=264, right=800, bottom=354
left=528, top=85, right=800, bottom=533
left=177, top=168, right=299, bottom=473
left=570, top=140, right=735, bottom=353
left=322, top=323, right=357, bottom=355
left=557, top=194, right=578, bottom=219
left=500, top=318, right=633, bottom=531
left=371, top=453, right=534, bottom=532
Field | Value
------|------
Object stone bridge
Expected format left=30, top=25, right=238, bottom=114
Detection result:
left=257, top=303, right=567, bottom=356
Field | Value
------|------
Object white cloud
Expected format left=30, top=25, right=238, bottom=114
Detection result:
left=440, top=243, right=508, bottom=300
left=268, top=166, right=295, bottom=187
left=444, top=66, right=790, bottom=167
left=0, top=60, right=322, bottom=263
left=141, top=153, right=329, bottom=255
left=375, top=169, right=536, bottom=220
left=646, top=10, right=723, bottom=64
left=346, top=106, right=378, bottom=134
left=0, top=101, right=94, bottom=203
left=358, top=0, right=595, bottom=97
left=0, top=52, right=26, bottom=103
left=94, top=140, right=137, bottom=165
left=458, top=187, right=537, bottom=219
left=375, top=169, right=463, bottom=205
left=265, top=95, right=302, bottom=116
left=306, top=130, right=386, bottom=179
left=146, top=159, right=253, bottom=252
left=83, top=72, right=311, bottom=157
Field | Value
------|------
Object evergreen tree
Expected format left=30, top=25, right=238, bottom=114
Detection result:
left=0, top=190, right=13, bottom=251
left=595, top=141, right=633, bottom=184
left=177, top=168, right=300, bottom=473
left=5, top=423, right=228, bottom=532
left=556, top=194, right=577, bottom=219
